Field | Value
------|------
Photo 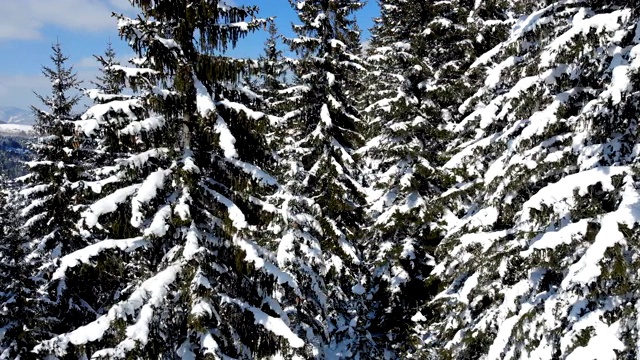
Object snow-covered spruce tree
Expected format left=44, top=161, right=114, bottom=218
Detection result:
left=1, top=41, right=87, bottom=358
left=282, top=0, right=375, bottom=357
left=32, top=2, right=324, bottom=358
left=0, top=177, right=13, bottom=293
left=258, top=22, right=288, bottom=113
left=357, top=0, right=494, bottom=356
left=241, top=21, right=288, bottom=148
left=418, top=1, right=640, bottom=359
left=0, top=177, right=11, bottom=305
left=78, top=41, right=130, bottom=181
left=0, top=177, right=33, bottom=359
left=29, top=41, right=88, bottom=322
left=0, top=179, right=50, bottom=360
left=91, top=40, right=125, bottom=100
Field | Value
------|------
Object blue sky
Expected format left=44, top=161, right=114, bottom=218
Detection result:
left=0, top=0, right=379, bottom=109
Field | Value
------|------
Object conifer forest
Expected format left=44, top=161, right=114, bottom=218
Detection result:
left=3, top=0, right=640, bottom=358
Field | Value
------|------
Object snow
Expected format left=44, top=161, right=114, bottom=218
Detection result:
left=606, top=54, right=632, bottom=105
left=351, top=283, right=365, bottom=295
left=375, top=191, right=425, bottom=226
left=539, top=9, right=631, bottom=67
left=119, top=115, right=165, bottom=135
left=19, top=197, right=47, bottom=218
left=177, top=340, right=198, bottom=360
left=520, top=166, right=630, bottom=225
left=85, top=89, right=131, bottom=103
left=110, top=65, right=158, bottom=78
left=119, top=148, right=169, bottom=168
left=434, top=272, right=480, bottom=304
left=217, top=98, right=265, bottom=120
left=214, top=115, right=238, bottom=158
left=562, top=174, right=640, bottom=287
left=174, top=188, right=192, bottom=221
left=327, top=72, right=336, bottom=86
left=564, top=315, right=624, bottom=360
left=19, top=184, right=49, bottom=197
left=320, top=104, right=332, bottom=128
left=80, top=99, right=141, bottom=136
left=36, top=265, right=181, bottom=357
left=51, top=237, right=147, bottom=281
left=235, top=236, right=300, bottom=292
left=444, top=133, right=500, bottom=171
left=130, top=169, right=170, bottom=227
left=145, top=205, right=172, bottom=237
left=227, top=158, right=278, bottom=186
left=411, top=312, right=427, bottom=322
left=182, top=149, right=200, bottom=173
left=200, top=334, right=222, bottom=357
left=83, top=184, right=140, bottom=228
left=486, top=308, right=530, bottom=360
left=204, top=187, right=247, bottom=229
left=453, top=206, right=500, bottom=233
left=196, top=81, right=216, bottom=118
left=84, top=174, right=120, bottom=194
left=522, top=219, right=588, bottom=255
left=458, top=273, right=478, bottom=304
left=0, top=123, right=34, bottom=136
left=220, top=295, right=305, bottom=348
left=182, top=223, right=201, bottom=261
left=485, top=56, right=519, bottom=88
left=229, top=21, right=249, bottom=31
left=155, top=36, right=180, bottom=51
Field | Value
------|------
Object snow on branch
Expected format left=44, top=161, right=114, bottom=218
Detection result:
left=51, top=237, right=148, bottom=281
left=35, top=264, right=182, bottom=357
left=219, top=294, right=305, bottom=348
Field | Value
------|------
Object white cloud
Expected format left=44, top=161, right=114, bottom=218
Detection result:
left=0, top=0, right=136, bottom=41
left=0, top=0, right=137, bottom=108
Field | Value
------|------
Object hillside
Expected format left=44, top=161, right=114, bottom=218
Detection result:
left=0, top=135, right=30, bottom=178
left=0, top=124, right=34, bottom=138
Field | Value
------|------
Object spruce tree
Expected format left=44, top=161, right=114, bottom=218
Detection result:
left=258, top=21, right=288, bottom=112
left=0, top=41, right=86, bottom=358
left=357, top=0, right=482, bottom=356
left=31, top=2, right=321, bottom=358
left=0, top=177, right=12, bottom=289
left=423, top=0, right=640, bottom=358
left=0, top=176, right=32, bottom=359
left=282, top=0, right=375, bottom=357
left=91, top=40, right=125, bottom=100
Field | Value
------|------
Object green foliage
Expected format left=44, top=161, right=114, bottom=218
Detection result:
left=91, top=40, right=125, bottom=98
left=4, top=40, right=88, bottom=357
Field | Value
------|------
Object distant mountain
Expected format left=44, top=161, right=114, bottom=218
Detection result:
left=0, top=124, right=34, bottom=138
left=0, top=106, right=34, bottom=125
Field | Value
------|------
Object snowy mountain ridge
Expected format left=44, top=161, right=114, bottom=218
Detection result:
left=0, top=106, right=35, bottom=125
left=0, top=124, right=34, bottom=137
